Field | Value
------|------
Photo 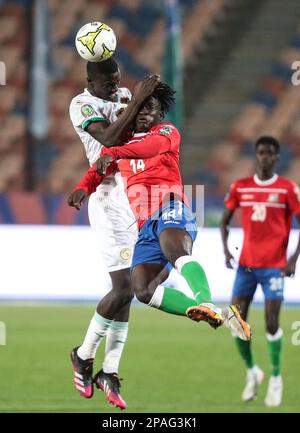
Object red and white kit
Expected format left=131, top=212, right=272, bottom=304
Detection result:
left=76, top=122, right=186, bottom=229
left=224, top=174, right=300, bottom=268
left=69, top=87, right=137, bottom=271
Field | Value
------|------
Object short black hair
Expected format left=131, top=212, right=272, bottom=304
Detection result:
left=255, top=136, right=280, bottom=154
left=151, top=82, right=176, bottom=116
left=87, top=57, right=119, bottom=79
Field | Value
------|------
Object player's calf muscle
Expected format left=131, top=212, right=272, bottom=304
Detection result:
left=131, top=275, right=152, bottom=304
left=159, top=229, right=192, bottom=265
left=131, top=265, right=163, bottom=304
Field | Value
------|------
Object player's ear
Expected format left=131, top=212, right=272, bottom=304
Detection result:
left=159, top=111, right=164, bottom=121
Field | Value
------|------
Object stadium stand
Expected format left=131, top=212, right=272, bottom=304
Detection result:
left=193, top=17, right=300, bottom=197
left=45, top=0, right=224, bottom=194
left=0, top=1, right=28, bottom=191
left=1, top=0, right=300, bottom=225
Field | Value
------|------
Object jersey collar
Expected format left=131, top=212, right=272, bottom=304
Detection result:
left=253, top=173, right=278, bottom=186
left=83, top=88, right=92, bottom=96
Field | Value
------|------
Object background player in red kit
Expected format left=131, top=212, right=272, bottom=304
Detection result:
left=69, top=82, right=252, bottom=347
left=220, top=136, right=300, bottom=407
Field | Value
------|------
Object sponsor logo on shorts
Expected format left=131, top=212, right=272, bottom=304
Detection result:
left=120, top=248, right=131, bottom=261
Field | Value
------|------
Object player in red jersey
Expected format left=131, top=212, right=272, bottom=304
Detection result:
left=220, top=136, right=300, bottom=406
left=69, top=82, right=251, bottom=344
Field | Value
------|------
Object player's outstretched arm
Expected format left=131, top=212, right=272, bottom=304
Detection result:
left=68, top=161, right=117, bottom=208
left=86, top=75, right=161, bottom=148
left=97, top=126, right=179, bottom=168
left=220, top=207, right=235, bottom=269
left=68, top=189, right=88, bottom=211
left=285, top=213, right=300, bottom=277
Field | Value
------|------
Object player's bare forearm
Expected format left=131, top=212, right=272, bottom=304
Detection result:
left=86, top=75, right=160, bottom=148
left=291, top=214, right=300, bottom=259
left=68, top=189, right=88, bottom=210
left=86, top=100, right=140, bottom=148
left=284, top=214, right=300, bottom=277
left=220, top=207, right=235, bottom=268
left=220, top=208, right=233, bottom=251
left=102, top=135, right=171, bottom=160
left=75, top=166, right=105, bottom=196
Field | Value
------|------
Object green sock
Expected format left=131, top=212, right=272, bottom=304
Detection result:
left=150, top=286, right=197, bottom=316
left=234, top=337, right=255, bottom=368
left=267, top=331, right=283, bottom=376
left=180, top=261, right=212, bottom=304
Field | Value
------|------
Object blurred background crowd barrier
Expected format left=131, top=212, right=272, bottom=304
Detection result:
left=1, top=0, right=300, bottom=226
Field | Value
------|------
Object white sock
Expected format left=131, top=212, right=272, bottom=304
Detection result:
left=174, top=255, right=194, bottom=273
left=148, top=285, right=164, bottom=308
left=102, top=321, right=129, bottom=374
left=77, top=312, right=113, bottom=360
left=266, top=328, right=283, bottom=341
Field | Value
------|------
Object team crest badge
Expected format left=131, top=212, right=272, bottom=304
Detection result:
left=242, top=194, right=254, bottom=200
left=81, top=104, right=95, bottom=118
left=158, top=125, right=172, bottom=136
left=267, top=193, right=279, bottom=203
left=120, top=248, right=131, bottom=261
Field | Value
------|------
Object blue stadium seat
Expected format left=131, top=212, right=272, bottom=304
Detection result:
left=276, top=144, right=293, bottom=174
left=194, top=168, right=219, bottom=188
left=107, top=4, right=132, bottom=22
left=290, top=35, right=300, bottom=49
left=251, top=91, right=277, bottom=110
left=114, top=48, right=149, bottom=79
left=179, top=0, right=196, bottom=9
left=271, top=62, right=293, bottom=82
left=34, top=140, right=59, bottom=179
left=241, top=141, right=256, bottom=158
left=129, top=4, right=160, bottom=37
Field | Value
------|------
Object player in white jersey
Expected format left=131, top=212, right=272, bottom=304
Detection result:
left=69, top=58, right=160, bottom=409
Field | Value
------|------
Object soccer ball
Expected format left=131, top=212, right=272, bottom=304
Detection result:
left=75, top=22, right=116, bottom=62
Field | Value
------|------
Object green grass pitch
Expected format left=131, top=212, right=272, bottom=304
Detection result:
left=0, top=304, right=299, bottom=413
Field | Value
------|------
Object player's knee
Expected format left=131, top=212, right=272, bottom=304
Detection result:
left=160, top=230, right=192, bottom=266
left=109, top=275, right=134, bottom=307
left=266, top=320, right=279, bottom=335
left=111, top=273, right=132, bottom=293
left=133, top=283, right=152, bottom=305
left=120, top=289, right=134, bottom=306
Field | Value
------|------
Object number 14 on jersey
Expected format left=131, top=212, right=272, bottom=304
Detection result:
left=130, top=159, right=145, bottom=174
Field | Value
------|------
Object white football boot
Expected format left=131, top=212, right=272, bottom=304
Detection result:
left=222, top=305, right=252, bottom=341
left=242, top=365, right=264, bottom=402
left=264, top=375, right=283, bottom=407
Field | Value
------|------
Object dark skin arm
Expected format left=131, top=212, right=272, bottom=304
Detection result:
left=220, top=206, right=236, bottom=269
left=67, top=189, right=88, bottom=211
left=284, top=213, right=300, bottom=277
left=85, top=74, right=160, bottom=148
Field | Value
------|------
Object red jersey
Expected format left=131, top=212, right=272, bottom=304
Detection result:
left=76, top=122, right=185, bottom=229
left=224, top=174, right=300, bottom=268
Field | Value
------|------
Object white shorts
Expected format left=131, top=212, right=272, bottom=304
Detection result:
left=88, top=192, right=138, bottom=272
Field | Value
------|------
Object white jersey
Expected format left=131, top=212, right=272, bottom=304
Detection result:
left=69, top=87, right=137, bottom=272
left=69, top=87, right=131, bottom=165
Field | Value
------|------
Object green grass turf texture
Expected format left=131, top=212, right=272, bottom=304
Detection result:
left=0, top=304, right=299, bottom=413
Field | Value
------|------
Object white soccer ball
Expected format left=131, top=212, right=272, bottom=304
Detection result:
left=75, top=22, right=117, bottom=62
